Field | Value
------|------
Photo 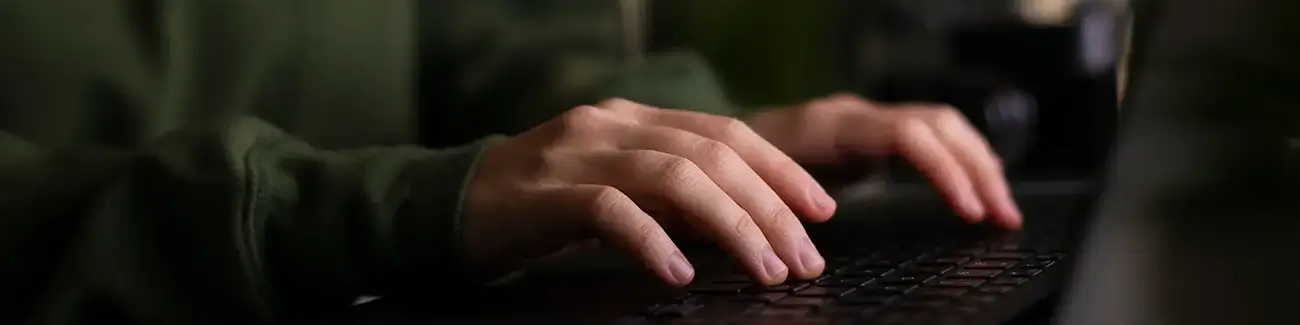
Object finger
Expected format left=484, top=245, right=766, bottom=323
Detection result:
left=578, top=149, right=790, bottom=285
left=550, top=184, right=695, bottom=287
left=930, top=112, right=1023, bottom=229
left=619, top=126, right=825, bottom=279
left=892, top=120, right=987, bottom=222
left=601, top=99, right=836, bottom=222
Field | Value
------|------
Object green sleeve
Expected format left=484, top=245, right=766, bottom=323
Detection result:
left=419, top=0, right=741, bottom=141
left=1, top=1, right=497, bottom=324
left=1, top=119, right=497, bottom=324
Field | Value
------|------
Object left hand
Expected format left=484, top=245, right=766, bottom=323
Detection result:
left=745, top=94, right=1021, bottom=229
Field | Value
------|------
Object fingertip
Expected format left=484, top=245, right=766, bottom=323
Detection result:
left=997, top=215, right=1023, bottom=230
left=794, top=261, right=826, bottom=281
left=992, top=198, right=1023, bottom=229
left=997, top=209, right=1024, bottom=230
left=956, top=196, right=987, bottom=223
left=800, top=187, right=837, bottom=222
left=803, top=206, right=836, bottom=223
left=759, top=251, right=790, bottom=285
left=665, top=252, right=696, bottom=287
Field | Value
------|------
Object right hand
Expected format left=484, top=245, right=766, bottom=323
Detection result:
left=463, top=99, right=838, bottom=287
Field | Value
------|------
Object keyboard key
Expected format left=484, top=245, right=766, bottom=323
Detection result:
left=818, top=305, right=878, bottom=317
left=837, top=294, right=899, bottom=306
left=919, top=256, right=972, bottom=266
left=658, top=294, right=697, bottom=305
left=940, top=248, right=987, bottom=256
left=991, top=276, right=1029, bottom=286
left=689, top=282, right=749, bottom=294
left=757, top=306, right=811, bottom=317
left=1025, top=260, right=1056, bottom=269
left=963, top=294, right=1000, bottom=305
left=1003, top=268, right=1042, bottom=277
left=680, top=302, right=762, bottom=323
left=859, top=260, right=908, bottom=268
left=796, top=286, right=856, bottom=298
left=913, top=265, right=954, bottom=275
left=897, top=299, right=950, bottom=309
left=735, top=293, right=789, bottom=304
left=749, top=283, right=810, bottom=293
left=775, top=296, right=833, bottom=308
left=951, top=269, right=1002, bottom=279
left=912, top=288, right=968, bottom=299
left=838, top=266, right=893, bottom=278
left=858, top=284, right=917, bottom=296
left=976, top=285, right=1016, bottom=294
left=933, top=279, right=986, bottom=288
left=816, top=276, right=872, bottom=287
left=878, top=274, right=936, bottom=285
left=983, top=252, right=1029, bottom=260
left=965, top=260, right=1016, bottom=269
left=1036, top=253, right=1066, bottom=261
left=869, top=252, right=921, bottom=263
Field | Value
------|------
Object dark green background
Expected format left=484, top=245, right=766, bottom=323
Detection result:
left=654, top=0, right=840, bottom=107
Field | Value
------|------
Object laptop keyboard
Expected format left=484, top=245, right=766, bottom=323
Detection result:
left=623, top=235, right=1068, bottom=325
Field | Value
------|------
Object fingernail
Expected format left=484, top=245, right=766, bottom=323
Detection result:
left=800, top=238, right=825, bottom=275
left=761, top=248, right=789, bottom=281
left=810, top=185, right=836, bottom=214
left=816, top=194, right=837, bottom=214
left=668, top=252, right=695, bottom=286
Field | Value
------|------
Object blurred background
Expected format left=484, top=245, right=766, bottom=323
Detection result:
left=651, top=0, right=1128, bottom=180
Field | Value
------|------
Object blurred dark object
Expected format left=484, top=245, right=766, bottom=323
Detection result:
left=837, top=0, right=1125, bottom=180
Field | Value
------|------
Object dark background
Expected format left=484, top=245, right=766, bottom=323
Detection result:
left=651, top=0, right=1125, bottom=179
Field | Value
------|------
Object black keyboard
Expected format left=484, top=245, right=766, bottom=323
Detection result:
left=620, top=233, right=1069, bottom=325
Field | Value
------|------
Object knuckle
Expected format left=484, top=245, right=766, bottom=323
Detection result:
left=585, top=185, right=628, bottom=219
left=559, top=105, right=605, bottom=131
left=894, top=118, right=932, bottom=138
left=538, top=148, right=568, bottom=169
left=694, top=139, right=737, bottom=165
left=632, top=221, right=662, bottom=243
left=755, top=205, right=796, bottom=227
left=728, top=213, right=756, bottom=241
left=932, top=106, right=967, bottom=124
left=715, top=117, right=754, bottom=143
left=597, top=98, right=641, bottom=111
left=655, top=155, right=702, bottom=186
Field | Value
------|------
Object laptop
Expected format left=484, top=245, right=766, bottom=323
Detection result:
left=1055, top=0, right=1300, bottom=324
left=336, top=5, right=1126, bottom=325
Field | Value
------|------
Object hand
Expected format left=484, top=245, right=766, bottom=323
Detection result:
left=746, top=94, right=1022, bottom=228
left=464, top=99, right=838, bottom=287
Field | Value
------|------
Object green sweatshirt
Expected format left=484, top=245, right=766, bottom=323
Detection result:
left=0, top=1, right=739, bottom=324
